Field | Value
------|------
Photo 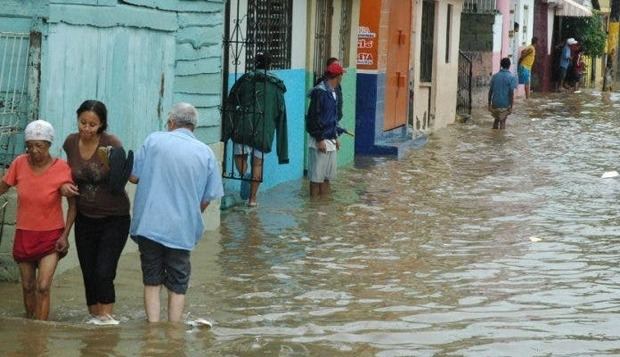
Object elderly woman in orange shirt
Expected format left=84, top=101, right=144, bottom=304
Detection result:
left=0, top=120, right=76, bottom=320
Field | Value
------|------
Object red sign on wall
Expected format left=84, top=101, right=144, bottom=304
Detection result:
left=357, top=0, right=381, bottom=70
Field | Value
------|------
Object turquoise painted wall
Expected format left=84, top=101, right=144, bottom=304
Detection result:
left=223, top=69, right=306, bottom=196
left=173, top=4, right=225, bottom=146
left=0, top=1, right=46, bottom=22
left=40, top=24, right=177, bottom=153
left=0, top=18, right=38, bottom=33
left=35, top=0, right=225, bottom=154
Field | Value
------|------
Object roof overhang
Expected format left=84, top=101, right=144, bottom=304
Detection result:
left=552, top=0, right=593, bottom=17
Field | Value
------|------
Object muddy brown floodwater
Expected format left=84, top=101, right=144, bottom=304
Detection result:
left=1, top=91, right=620, bottom=356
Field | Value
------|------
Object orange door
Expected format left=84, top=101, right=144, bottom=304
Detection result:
left=384, top=0, right=412, bottom=131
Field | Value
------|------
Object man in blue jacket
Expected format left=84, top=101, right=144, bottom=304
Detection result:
left=314, top=57, right=343, bottom=122
left=306, top=62, right=345, bottom=197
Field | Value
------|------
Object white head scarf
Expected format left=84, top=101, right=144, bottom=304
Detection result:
left=25, top=120, right=55, bottom=143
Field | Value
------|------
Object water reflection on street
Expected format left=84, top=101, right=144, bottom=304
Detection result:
left=1, top=91, right=620, bottom=356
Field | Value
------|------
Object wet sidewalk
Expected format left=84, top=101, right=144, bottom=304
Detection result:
left=1, top=91, right=620, bottom=356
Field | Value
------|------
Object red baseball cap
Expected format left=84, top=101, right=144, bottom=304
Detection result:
left=325, top=62, right=346, bottom=77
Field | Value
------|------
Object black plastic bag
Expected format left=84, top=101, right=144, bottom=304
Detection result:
left=108, top=146, right=133, bottom=194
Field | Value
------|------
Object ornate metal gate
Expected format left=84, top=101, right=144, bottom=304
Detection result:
left=221, top=0, right=292, bottom=183
left=457, top=50, right=473, bottom=119
left=0, top=30, right=39, bottom=244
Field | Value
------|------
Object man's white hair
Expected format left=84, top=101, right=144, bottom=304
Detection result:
left=169, top=102, right=198, bottom=127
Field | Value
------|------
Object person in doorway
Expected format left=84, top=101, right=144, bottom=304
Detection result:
left=306, top=62, right=345, bottom=197
left=488, top=57, right=517, bottom=130
left=559, top=37, right=578, bottom=91
left=518, top=36, right=537, bottom=99
left=571, top=45, right=586, bottom=92
left=130, top=102, right=224, bottom=323
left=61, top=100, right=133, bottom=325
left=0, top=120, right=76, bottom=320
left=603, top=48, right=615, bottom=91
left=223, top=52, right=288, bottom=207
left=315, top=57, right=344, bottom=121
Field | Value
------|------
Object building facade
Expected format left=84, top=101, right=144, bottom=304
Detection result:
left=532, top=0, right=593, bottom=93
left=460, top=1, right=496, bottom=107
left=460, top=0, right=535, bottom=105
left=411, top=0, right=464, bottom=131
left=221, top=0, right=360, bottom=205
left=355, top=0, right=462, bottom=157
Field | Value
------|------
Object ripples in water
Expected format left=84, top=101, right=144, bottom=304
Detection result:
left=1, top=92, right=620, bottom=355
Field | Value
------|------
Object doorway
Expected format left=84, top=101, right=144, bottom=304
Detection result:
left=383, top=0, right=412, bottom=131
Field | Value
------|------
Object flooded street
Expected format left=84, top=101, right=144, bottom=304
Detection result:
left=1, top=92, right=620, bottom=356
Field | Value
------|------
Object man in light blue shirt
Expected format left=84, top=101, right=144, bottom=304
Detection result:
left=129, top=102, right=223, bottom=323
left=488, top=57, right=517, bottom=130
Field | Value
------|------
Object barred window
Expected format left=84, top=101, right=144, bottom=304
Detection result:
left=420, top=0, right=435, bottom=82
left=313, top=0, right=333, bottom=79
left=246, top=0, right=293, bottom=71
left=339, top=0, right=353, bottom=67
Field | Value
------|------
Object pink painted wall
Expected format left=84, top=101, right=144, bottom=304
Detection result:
left=492, top=51, right=502, bottom=73
left=497, top=0, right=511, bottom=59
left=491, top=0, right=512, bottom=74
left=495, top=0, right=528, bottom=97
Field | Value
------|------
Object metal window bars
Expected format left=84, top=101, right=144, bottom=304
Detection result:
left=457, top=50, right=473, bottom=120
left=339, top=0, right=353, bottom=68
left=313, top=0, right=333, bottom=82
left=420, top=0, right=435, bottom=83
left=463, top=0, right=497, bottom=14
left=0, top=197, right=7, bottom=246
left=245, top=0, right=292, bottom=71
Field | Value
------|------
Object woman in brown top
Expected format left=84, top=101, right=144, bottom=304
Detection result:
left=62, top=100, right=130, bottom=325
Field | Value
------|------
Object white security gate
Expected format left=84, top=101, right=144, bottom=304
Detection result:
left=0, top=31, right=35, bottom=168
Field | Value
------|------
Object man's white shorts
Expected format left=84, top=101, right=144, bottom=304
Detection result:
left=308, top=148, right=337, bottom=183
left=233, top=143, right=264, bottom=159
